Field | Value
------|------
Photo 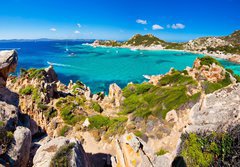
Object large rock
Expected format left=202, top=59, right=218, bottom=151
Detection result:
left=113, top=133, right=171, bottom=167
left=33, top=137, right=91, bottom=167
left=45, top=65, right=58, bottom=83
left=187, top=83, right=240, bottom=132
left=0, top=50, right=18, bottom=87
left=8, top=126, right=32, bottom=167
left=0, top=101, right=19, bottom=131
left=108, top=83, right=123, bottom=107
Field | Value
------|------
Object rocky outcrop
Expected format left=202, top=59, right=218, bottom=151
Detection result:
left=33, top=137, right=91, bottom=167
left=108, top=83, right=123, bottom=107
left=8, top=127, right=32, bottom=167
left=187, top=83, right=240, bottom=132
left=0, top=101, right=19, bottom=131
left=112, top=133, right=172, bottom=167
left=184, top=37, right=230, bottom=51
left=0, top=50, right=18, bottom=87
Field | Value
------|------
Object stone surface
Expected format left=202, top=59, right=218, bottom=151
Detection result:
left=8, top=126, right=32, bottom=167
left=0, top=50, right=18, bottom=87
left=165, top=110, right=178, bottom=123
left=187, top=83, right=240, bottom=132
left=33, top=137, right=91, bottom=167
left=45, top=65, right=58, bottom=83
left=113, top=133, right=170, bottom=167
left=0, top=101, right=19, bottom=131
left=108, top=83, right=123, bottom=107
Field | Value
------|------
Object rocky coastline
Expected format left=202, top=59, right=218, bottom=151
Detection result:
left=1, top=50, right=240, bottom=166
left=90, top=30, right=240, bottom=64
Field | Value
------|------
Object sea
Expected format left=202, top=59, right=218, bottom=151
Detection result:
left=1, top=40, right=240, bottom=93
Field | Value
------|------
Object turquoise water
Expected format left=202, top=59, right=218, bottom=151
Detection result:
left=1, top=41, right=240, bottom=93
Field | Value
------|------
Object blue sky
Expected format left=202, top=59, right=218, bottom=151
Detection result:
left=0, top=0, right=239, bottom=41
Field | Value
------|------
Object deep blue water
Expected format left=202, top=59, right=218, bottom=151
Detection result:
left=0, top=40, right=240, bottom=93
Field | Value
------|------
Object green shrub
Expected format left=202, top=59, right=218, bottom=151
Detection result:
left=121, top=84, right=197, bottom=119
left=50, top=143, right=75, bottom=167
left=158, top=71, right=197, bottom=86
left=59, top=125, right=70, bottom=136
left=88, top=115, right=110, bottom=129
left=44, top=107, right=57, bottom=120
left=27, top=68, right=45, bottom=79
left=19, top=85, right=34, bottom=95
left=0, top=127, right=14, bottom=154
left=180, top=132, right=233, bottom=167
left=202, top=73, right=232, bottom=94
left=134, top=130, right=143, bottom=138
left=105, top=117, right=128, bottom=137
left=56, top=96, right=86, bottom=125
left=156, top=149, right=168, bottom=156
left=91, top=102, right=103, bottom=113
left=199, top=56, right=222, bottom=67
left=37, top=102, right=48, bottom=110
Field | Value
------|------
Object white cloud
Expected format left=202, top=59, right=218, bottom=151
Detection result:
left=50, top=28, right=57, bottom=32
left=152, top=24, right=164, bottom=30
left=136, top=19, right=147, bottom=25
left=167, top=24, right=171, bottom=28
left=77, top=23, right=81, bottom=28
left=74, top=30, right=80, bottom=34
left=171, top=23, right=185, bottom=29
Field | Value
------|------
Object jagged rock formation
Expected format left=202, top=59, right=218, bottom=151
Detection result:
left=112, top=133, right=171, bottom=167
left=8, top=126, right=32, bottom=167
left=33, top=137, right=91, bottom=167
left=1, top=50, right=92, bottom=167
left=184, top=37, right=230, bottom=51
left=187, top=83, right=240, bottom=132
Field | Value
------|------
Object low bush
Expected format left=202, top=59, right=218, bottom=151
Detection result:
left=202, top=73, right=232, bottom=94
left=59, top=125, right=70, bottom=136
left=88, top=115, right=110, bottom=129
left=199, top=56, right=222, bottom=67
left=44, top=107, right=57, bottom=120
left=121, top=81, right=199, bottom=119
left=156, top=149, right=168, bottom=156
left=19, top=85, right=34, bottom=95
left=56, top=96, right=86, bottom=125
left=91, top=102, right=103, bottom=113
left=50, top=143, right=75, bottom=167
left=180, top=131, right=234, bottom=167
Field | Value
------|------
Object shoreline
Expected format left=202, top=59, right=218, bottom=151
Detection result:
left=88, top=43, right=240, bottom=64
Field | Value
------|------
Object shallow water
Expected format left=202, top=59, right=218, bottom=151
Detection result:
left=0, top=40, right=239, bottom=93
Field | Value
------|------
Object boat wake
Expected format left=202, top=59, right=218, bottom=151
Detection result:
left=47, top=61, right=71, bottom=67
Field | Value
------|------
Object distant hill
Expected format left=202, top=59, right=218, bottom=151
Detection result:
left=93, top=30, right=240, bottom=56
left=185, top=30, right=240, bottom=55
left=123, top=34, right=166, bottom=47
left=222, top=30, right=240, bottom=44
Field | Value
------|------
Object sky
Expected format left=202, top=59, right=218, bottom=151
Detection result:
left=0, top=0, right=239, bottom=41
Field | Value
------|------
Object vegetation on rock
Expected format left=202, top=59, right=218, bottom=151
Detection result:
left=0, top=126, right=14, bottom=154
left=56, top=96, right=86, bottom=125
left=124, top=34, right=166, bottom=47
left=121, top=70, right=199, bottom=119
left=202, top=72, right=232, bottom=94
left=179, top=128, right=239, bottom=167
left=50, top=143, right=75, bottom=167
left=91, top=102, right=103, bottom=113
